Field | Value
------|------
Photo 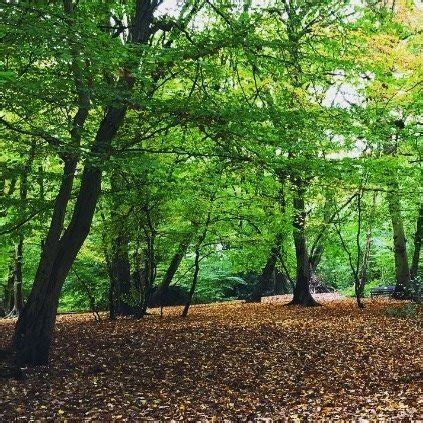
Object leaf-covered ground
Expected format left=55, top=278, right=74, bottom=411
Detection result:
left=0, top=300, right=422, bottom=420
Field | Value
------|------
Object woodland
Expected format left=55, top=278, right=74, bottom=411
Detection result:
left=0, top=0, right=422, bottom=420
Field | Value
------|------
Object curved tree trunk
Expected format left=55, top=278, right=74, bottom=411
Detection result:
left=181, top=212, right=211, bottom=316
left=136, top=236, right=157, bottom=319
left=14, top=107, right=126, bottom=365
left=384, top=131, right=411, bottom=297
left=13, top=0, right=159, bottom=365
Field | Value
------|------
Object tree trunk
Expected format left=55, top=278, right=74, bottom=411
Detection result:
left=410, top=201, right=422, bottom=280
left=5, top=251, right=15, bottom=314
left=309, top=244, right=324, bottom=274
left=7, top=237, right=24, bottom=318
left=356, top=191, right=376, bottom=306
left=13, top=107, right=126, bottom=365
left=249, top=175, right=287, bottom=302
left=386, top=185, right=410, bottom=297
left=182, top=248, right=200, bottom=317
left=107, top=171, right=135, bottom=316
left=181, top=211, right=211, bottom=316
left=308, top=192, right=333, bottom=292
left=290, top=180, right=317, bottom=306
left=383, top=131, right=410, bottom=297
left=72, top=268, right=100, bottom=321
left=7, top=142, right=36, bottom=318
left=136, top=238, right=156, bottom=319
left=309, top=244, right=323, bottom=294
left=12, top=0, right=180, bottom=365
left=110, top=233, right=133, bottom=316
left=358, top=228, right=372, bottom=296
left=150, top=234, right=193, bottom=307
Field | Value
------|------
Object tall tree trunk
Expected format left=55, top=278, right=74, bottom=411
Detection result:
left=357, top=191, right=376, bottom=304
left=249, top=175, right=287, bottom=302
left=358, top=228, right=372, bottom=295
left=110, top=233, right=133, bottom=316
left=7, top=141, right=36, bottom=318
left=181, top=211, right=211, bottom=316
left=13, top=0, right=159, bottom=365
left=309, top=244, right=324, bottom=276
left=150, top=234, right=193, bottom=307
left=308, top=191, right=333, bottom=292
left=14, top=107, right=126, bottom=365
left=136, top=236, right=156, bottom=319
left=5, top=251, right=16, bottom=314
left=386, top=184, right=410, bottom=297
left=100, top=211, right=116, bottom=319
left=182, top=247, right=200, bottom=317
left=108, top=172, right=134, bottom=316
left=309, top=244, right=323, bottom=294
left=7, top=237, right=24, bottom=318
left=290, top=179, right=317, bottom=306
left=383, top=129, right=410, bottom=297
left=410, top=201, right=422, bottom=281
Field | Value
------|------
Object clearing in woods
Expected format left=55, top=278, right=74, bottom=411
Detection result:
left=0, top=299, right=421, bottom=420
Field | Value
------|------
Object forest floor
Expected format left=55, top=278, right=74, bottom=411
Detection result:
left=0, top=299, right=422, bottom=420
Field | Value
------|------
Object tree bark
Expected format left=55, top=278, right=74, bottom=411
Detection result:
left=107, top=171, right=135, bottom=316
left=410, top=201, right=422, bottom=281
left=110, top=232, right=133, bottom=316
left=13, top=0, right=159, bottom=365
left=386, top=184, right=410, bottom=297
left=383, top=130, right=410, bottom=297
left=182, top=248, right=200, bottom=317
left=181, top=211, right=211, bottom=316
left=7, top=141, right=36, bottom=318
left=358, top=228, right=372, bottom=294
left=249, top=175, right=287, bottom=302
left=136, top=237, right=156, bottom=319
left=14, top=108, right=126, bottom=365
left=7, top=237, right=24, bottom=318
left=5, top=253, right=15, bottom=313
left=289, top=179, right=317, bottom=306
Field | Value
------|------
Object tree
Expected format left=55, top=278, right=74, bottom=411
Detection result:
left=11, top=0, right=199, bottom=365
